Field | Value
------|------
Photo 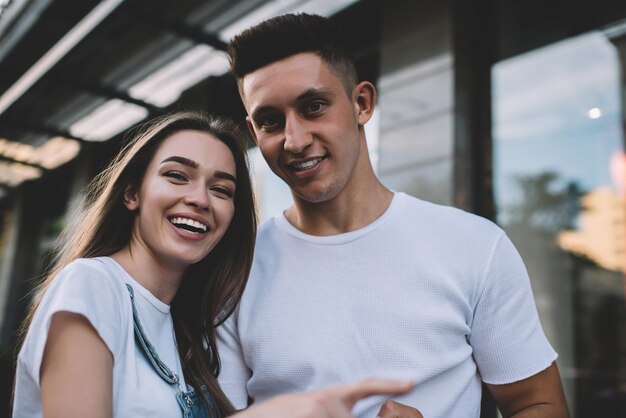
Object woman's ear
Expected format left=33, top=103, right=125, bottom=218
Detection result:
left=123, top=185, right=139, bottom=211
left=353, top=81, right=376, bottom=126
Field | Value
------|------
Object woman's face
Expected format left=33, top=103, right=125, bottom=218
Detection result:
left=124, top=129, right=237, bottom=271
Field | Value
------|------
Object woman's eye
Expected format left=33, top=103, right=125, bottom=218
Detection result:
left=212, top=186, right=234, bottom=198
left=163, top=171, right=187, bottom=182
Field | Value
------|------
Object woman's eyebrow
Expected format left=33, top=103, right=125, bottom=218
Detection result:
left=161, top=156, right=198, bottom=168
left=162, top=156, right=236, bottom=182
left=215, top=171, right=237, bottom=183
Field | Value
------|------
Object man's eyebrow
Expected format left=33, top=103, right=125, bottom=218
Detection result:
left=161, top=156, right=199, bottom=168
left=250, top=106, right=276, bottom=122
left=250, top=87, right=335, bottom=121
left=295, top=87, right=334, bottom=103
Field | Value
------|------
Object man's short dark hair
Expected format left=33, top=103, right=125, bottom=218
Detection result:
left=229, top=13, right=358, bottom=92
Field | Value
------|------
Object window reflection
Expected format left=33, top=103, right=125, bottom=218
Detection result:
left=493, top=30, right=626, bottom=417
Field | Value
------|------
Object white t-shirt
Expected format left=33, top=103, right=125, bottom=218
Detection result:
left=217, top=192, right=557, bottom=418
left=14, top=257, right=188, bottom=418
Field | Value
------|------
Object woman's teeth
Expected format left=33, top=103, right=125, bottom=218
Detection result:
left=170, top=217, right=208, bottom=233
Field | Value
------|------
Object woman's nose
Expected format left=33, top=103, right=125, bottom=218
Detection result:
left=183, top=184, right=210, bottom=210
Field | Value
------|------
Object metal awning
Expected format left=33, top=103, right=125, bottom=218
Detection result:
left=0, top=0, right=360, bottom=193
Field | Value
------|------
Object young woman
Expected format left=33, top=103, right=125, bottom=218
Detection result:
left=13, top=111, right=412, bottom=418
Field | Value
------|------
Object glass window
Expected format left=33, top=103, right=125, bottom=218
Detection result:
left=493, top=30, right=626, bottom=417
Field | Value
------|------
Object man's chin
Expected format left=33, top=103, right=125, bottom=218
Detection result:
left=291, top=185, right=340, bottom=204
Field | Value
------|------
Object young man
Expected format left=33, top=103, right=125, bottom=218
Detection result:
left=217, top=13, right=569, bottom=418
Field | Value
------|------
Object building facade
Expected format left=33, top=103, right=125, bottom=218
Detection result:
left=0, top=0, right=624, bottom=416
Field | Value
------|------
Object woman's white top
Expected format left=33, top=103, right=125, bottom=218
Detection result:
left=14, top=257, right=187, bottom=417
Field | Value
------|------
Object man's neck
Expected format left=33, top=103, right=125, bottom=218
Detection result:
left=285, top=178, right=393, bottom=236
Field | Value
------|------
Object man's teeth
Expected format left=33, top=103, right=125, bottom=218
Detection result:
left=292, top=158, right=323, bottom=171
left=170, top=217, right=207, bottom=232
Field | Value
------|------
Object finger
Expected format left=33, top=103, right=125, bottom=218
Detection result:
left=376, top=400, right=423, bottom=418
left=335, top=379, right=414, bottom=408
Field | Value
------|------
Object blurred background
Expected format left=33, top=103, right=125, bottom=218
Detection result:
left=0, top=0, right=624, bottom=416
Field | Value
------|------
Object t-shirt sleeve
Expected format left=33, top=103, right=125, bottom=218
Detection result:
left=19, top=259, right=126, bottom=387
left=469, top=232, right=557, bottom=384
left=216, top=308, right=251, bottom=409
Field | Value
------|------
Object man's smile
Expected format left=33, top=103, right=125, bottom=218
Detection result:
left=287, top=156, right=327, bottom=172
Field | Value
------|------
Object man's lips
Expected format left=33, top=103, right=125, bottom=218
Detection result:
left=287, top=156, right=326, bottom=172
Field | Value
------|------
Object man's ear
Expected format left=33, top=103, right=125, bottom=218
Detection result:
left=246, top=116, right=259, bottom=145
left=354, top=81, right=376, bottom=125
left=123, top=185, right=139, bottom=211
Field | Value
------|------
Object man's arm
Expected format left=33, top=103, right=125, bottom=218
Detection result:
left=216, top=312, right=252, bottom=409
left=487, top=361, right=569, bottom=417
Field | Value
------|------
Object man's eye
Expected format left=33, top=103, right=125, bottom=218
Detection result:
left=304, top=101, right=326, bottom=116
left=258, top=115, right=281, bottom=130
left=308, top=102, right=323, bottom=112
left=163, top=171, right=187, bottom=181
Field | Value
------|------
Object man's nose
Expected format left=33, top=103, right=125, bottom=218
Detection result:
left=284, top=115, right=312, bottom=154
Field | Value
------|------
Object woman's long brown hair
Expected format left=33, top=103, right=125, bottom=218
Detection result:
left=19, top=111, right=257, bottom=416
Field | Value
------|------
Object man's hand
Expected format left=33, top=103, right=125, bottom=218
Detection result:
left=232, top=379, right=414, bottom=418
left=376, top=400, right=423, bottom=418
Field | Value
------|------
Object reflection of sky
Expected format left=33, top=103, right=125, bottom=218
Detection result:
left=492, top=32, right=624, bottom=219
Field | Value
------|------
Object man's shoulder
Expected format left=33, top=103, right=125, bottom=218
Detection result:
left=398, top=193, right=502, bottom=237
left=256, top=216, right=281, bottom=238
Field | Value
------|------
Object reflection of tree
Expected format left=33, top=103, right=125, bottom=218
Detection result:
left=559, top=188, right=626, bottom=272
left=504, top=171, right=583, bottom=233
left=501, top=171, right=625, bottom=418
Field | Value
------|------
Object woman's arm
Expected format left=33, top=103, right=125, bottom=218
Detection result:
left=231, top=379, right=417, bottom=418
left=40, top=312, right=113, bottom=418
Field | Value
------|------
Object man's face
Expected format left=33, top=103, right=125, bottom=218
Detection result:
left=241, top=52, right=373, bottom=204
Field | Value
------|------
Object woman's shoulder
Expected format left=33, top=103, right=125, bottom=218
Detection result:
left=59, top=256, right=123, bottom=278
left=51, top=256, right=128, bottom=296
left=18, top=256, right=133, bottom=386
left=33, top=257, right=131, bottom=332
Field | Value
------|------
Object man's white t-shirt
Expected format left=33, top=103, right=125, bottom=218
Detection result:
left=217, top=192, right=557, bottom=418
left=14, top=257, right=187, bottom=417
